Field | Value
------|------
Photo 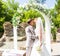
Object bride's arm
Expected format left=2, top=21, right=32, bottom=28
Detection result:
left=39, top=24, right=42, bottom=47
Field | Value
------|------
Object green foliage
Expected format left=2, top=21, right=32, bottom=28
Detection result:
left=51, top=27, right=57, bottom=41
left=16, top=3, right=46, bottom=23
left=12, top=8, right=43, bottom=24
left=21, top=9, right=42, bottom=22
left=6, top=0, right=19, bottom=10
left=50, top=0, right=60, bottom=41
left=50, top=0, right=60, bottom=28
left=0, top=0, right=19, bottom=32
left=21, top=3, right=48, bottom=15
left=0, top=0, right=6, bottom=32
left=12, top=12, right=20, bottom=26
left=0, top=17, right=5, bottom=32
left=56, top=14, right=60, bottom=27
left=55, top=0, right=60, bottom=14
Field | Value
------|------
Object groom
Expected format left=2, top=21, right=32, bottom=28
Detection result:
left=25, top=19, right=38, bottom=56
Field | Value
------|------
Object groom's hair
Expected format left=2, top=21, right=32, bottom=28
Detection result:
left=27, top=19, right=34, bottom=24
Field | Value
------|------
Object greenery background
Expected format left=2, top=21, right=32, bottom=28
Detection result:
left=0, top=0, right=60, bottom=41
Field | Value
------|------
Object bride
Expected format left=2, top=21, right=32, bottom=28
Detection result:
left=30, top=17, right=45, bottom=56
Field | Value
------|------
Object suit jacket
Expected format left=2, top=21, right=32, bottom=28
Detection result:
left=25, top=25, right=37, bottom=48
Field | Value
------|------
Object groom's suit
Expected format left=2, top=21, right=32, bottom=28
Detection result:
left=25, top=25, right=37, bottom=56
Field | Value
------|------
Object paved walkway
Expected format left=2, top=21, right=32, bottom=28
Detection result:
left=52, top=42, right=60, bottom=56
left=0, top=41, right=26, bottom=50
left=0, top=41, right=60, bottom=56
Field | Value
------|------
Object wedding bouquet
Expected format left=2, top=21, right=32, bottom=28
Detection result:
left=35, top=42, right=41, bottom=53
left=35, top=41, right=46, bottom=54
left=36, top=46, right=41, bottom=53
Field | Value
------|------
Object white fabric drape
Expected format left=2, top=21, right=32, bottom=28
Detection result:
left=35, top=17, right=45, bottom=44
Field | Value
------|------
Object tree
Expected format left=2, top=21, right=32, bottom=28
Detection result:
left=49, top=0, right=60, bottom=41
left=28, top=0, right=48, bottom=15
left=55, top=0, right=60, bottom=28
left=0, top=0, right=19, bottom=32
left=4, top=0, right=19, bottom=20
left=50, top=0, right=60, bottom=28
left=6, top=0, right=19, bottom=10
left=20, top=9, right=43, bottom=22
left=55, top=0, right=60, bottom=14
left=16, top=2, right=48, bottom=23
left=13, top=8, right=43, bottom=23
left=0, top=0, right=6, bottom=32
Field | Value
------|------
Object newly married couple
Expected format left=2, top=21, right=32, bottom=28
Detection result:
left=25, top=17, right=45, bottom=56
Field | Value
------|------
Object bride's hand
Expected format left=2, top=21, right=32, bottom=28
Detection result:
left=40, top=43, right=42, bottom=47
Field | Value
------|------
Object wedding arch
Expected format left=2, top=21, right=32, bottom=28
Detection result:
left=1, top=3, right=51, bottom=56
left=11, top=12, right=51, bottom=56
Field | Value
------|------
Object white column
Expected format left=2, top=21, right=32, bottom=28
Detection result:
left=13, top=26, right=17, bottom=50
left=40, top=12, right=51, bottom=56
left=45, top=16, right=51, bottom=56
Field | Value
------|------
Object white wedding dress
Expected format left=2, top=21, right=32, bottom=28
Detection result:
left=30, top=17, right=44, bottom=56
left=30, top=39, right=41, bottom=56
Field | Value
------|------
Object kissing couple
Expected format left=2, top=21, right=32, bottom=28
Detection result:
left=25, top=17, right=45, bottom=56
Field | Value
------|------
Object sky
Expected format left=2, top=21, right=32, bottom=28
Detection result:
left=4, top=0, right=56, bottom=9
left=15, top=0, right=56, bottom=9
left=45, top=0, right=56, bottom=9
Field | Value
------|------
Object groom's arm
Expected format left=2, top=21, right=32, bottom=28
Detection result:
left=25, top=28, right=38, bottom=40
